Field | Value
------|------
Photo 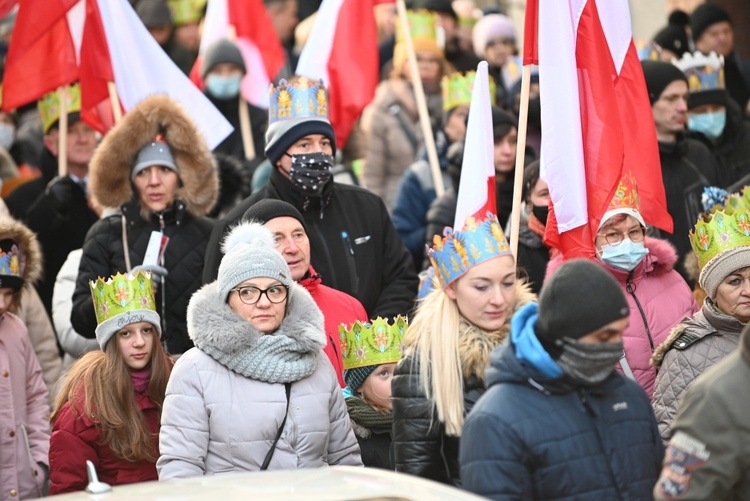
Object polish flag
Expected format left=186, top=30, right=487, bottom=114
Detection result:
left=296, top=0, right=383, bottom=147
left=193, top=0, right=286, bottom=108
left=524, top=0, right=672, bottom=259
left=453, top=61, right=496, bottom=230
left=3, top=0, right=232, bottom=150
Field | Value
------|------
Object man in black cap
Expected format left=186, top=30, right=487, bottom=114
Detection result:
left=460, top=258, right=663, bottom=500
left=641, top=59, right=718, bottom=283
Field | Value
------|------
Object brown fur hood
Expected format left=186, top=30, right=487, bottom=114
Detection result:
left=0, top=217, right=42, bottom=288
left=89, top=95, right=218, bottom=218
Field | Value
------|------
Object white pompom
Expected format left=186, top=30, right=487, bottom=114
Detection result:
left=221, top=221, right=274, bottom=254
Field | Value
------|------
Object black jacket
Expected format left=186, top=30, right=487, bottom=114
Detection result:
left=5, top=148, right=59, bottom=221
left=206, top=92, right=267, bottom=164
left=71, top=200, right=213, bottom=355
left=203, top=168, right=418, bottom=319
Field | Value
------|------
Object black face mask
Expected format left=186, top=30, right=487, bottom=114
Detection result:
left=532, top=204, right=549, bottom=226
left=285, top=152, right=334, bottom=193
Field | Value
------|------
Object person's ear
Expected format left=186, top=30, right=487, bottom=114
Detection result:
left=444, top=281, right=458, bottom=301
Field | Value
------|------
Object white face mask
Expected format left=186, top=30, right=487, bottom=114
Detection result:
left=0, top=123, right=15, bottom=150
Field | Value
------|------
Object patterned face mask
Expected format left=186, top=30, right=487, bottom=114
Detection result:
left=286, top=152, right=334, bottom=193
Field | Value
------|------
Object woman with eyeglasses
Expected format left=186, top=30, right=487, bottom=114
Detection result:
left=157, top=222, right=362, bottom=479
left=546, top=174, right=697, bottom=398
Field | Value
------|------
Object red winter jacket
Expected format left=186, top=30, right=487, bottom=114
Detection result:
left=49, top=390, right=161, bottom=494
left=546, top=237, right=698, bottom=398
left=300, top=268, right=368, bottom=387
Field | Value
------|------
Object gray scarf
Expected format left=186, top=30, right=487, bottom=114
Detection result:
left=187, top=282, right=326, bottom=383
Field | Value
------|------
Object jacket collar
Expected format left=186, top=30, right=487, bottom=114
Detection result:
left=268, top=167, right=334, bottom=217
left=121, top=199, right=187, bottom=226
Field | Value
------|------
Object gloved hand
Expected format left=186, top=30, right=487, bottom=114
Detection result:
left=45, top=176, right=79, bottom=216
left=131, top=264, right=168, bottom=279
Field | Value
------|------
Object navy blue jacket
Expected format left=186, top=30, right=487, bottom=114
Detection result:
left=460, top=340, right=664, bottom=501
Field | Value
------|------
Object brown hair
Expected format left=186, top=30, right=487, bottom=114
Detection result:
left=51, top=328, right=172, bottom=462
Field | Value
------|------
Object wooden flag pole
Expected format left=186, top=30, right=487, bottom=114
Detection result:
left=396, top=0, right=444, bottom=197
left=238, top=93, right=256, bottom=160
left=58, top=86, right=68, bottom=177
left=107, top=81, right=123, bottom=124
left=509, top=65, right=532, bottom=260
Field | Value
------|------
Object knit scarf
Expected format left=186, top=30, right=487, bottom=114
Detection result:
left=346, top=396, right=392, bottom=439
left=129, top=368, right=150, bottom=394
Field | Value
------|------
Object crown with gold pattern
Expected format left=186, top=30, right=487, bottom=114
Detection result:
left=636, top=40, right=662, bottom=62
left=442, top=71, right=497, bottom=111
left=268, top=78, right=329, bottom=126
left=90, top=271, right=157, bottom=326
left=37, top=83, right=82, bottom=134
left=427, top=213, right=511, bottom=288
left=599, top=171, right=646, bottom=229
left=673, top=51, right=726, bottom=107
left=339, top=316, right=408, bottom=370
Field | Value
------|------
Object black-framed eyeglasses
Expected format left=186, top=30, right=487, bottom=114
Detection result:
left=596, top=227, right=645, bottom=246
left=231, top=285, right=288, bottom=305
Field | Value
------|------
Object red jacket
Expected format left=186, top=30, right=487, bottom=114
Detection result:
left=49, top=390, right=161, bottom=494
left=300, top=268, right=368, bottom=387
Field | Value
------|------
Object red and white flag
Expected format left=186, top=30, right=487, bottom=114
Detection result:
left=194, top=0, right=286, bottom=108
left=453, top=61, right=496, bottom=230
left=295, top=0, right=383, bottom=147
left=524, top=0, right=672, bottom=259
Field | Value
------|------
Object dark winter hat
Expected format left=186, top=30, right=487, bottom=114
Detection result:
left=641, top=60, right=688, bottom=105
left=492, top=106, right=516, bottom=142
left=690, top=4, right=731, bottom=45
left=265, top=120, right=336, bottom=166
left=653, top=23, right=689, bottom=58
left=136, top=0, right=173, bottom=28
left=201, top=38, right=246, bottom=78
left=242, top=199, right=307, bottom=231
left=344, top=367, right=377, bottom=392
left=535, top=259, right=629, bottom=358
left=412, top=0, right=456, bottom=19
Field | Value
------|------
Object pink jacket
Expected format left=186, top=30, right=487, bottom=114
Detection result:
left=0, top=312, right=50, bottom=500
left=547, top=238, right=698, bottom=398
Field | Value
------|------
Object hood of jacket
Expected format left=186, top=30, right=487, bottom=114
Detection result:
left=187, top=281, right=326, bottom=382
left=0, top=217, right=42, bottom=289
left=89, top=95, right=218, bottom=218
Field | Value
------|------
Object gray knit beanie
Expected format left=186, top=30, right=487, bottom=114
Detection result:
left=96, top=310, right=162, bottom=351
left=264, top=118, right=336, bottom=166
left=218, top=221, right=294, bottom=303
left=132, top=140, right=178, bottom=180
left=201, top=39, right=246, bottom=78
left=344, top=366, right=377, bottom=392
left=699, top=247, right=750, bottom=300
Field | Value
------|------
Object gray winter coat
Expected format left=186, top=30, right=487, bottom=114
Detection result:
left=650, top=300, right=743, bottom=443
left=157, top=282, right=362, bottom=479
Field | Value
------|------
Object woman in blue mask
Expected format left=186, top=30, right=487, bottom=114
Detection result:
left=546, top=173, right=698, bottom=398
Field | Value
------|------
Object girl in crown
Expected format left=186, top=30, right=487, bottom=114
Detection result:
left=392, top=214, right=535, bottom=485
left=49, top=271, right=172, bottom=494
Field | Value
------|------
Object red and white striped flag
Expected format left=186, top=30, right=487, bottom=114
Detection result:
left=524, top=0, right=672, bottom=259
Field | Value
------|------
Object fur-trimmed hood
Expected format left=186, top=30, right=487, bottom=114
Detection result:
left=89, top=95, right=218, bottom=218
left=0, top=216, right=42, bottom=288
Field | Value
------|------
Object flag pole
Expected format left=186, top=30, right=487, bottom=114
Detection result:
left=107, top=81, right=123, bottom=123
left=57, top=86, right=68, bottom=177
left=509, top=64, right=531, bottom=260
left=396, top=0, right=444, bottom=197
left=226, top=24, right=255, bottom=161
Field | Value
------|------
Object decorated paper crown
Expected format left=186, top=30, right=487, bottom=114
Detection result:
left=268, top=78, right=329, bottom=126
left=599, top=171, right=646, bottom=229
left=691, top=206, right=750, bottom=270
left=428, top=213, right=511, bottom=288
left=89, top=271, right=157, bottom=326
left=37, top=83, right=82, bottom=134
left=0, top=239, right=22, bottom=289
left=636, top=40, right=662, bottom=62
left=167, top=0, right=206, bottom=25
left=339, top=316, right=408, bottom=370
left=442, top=71, right=497, bottom=111
left=396, top=9, right=439, bottom=46
left=673, top=51, right=725, bottom=95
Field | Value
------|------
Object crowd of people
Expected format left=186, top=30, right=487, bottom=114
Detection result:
left=0, top=0, right=748, bottom=500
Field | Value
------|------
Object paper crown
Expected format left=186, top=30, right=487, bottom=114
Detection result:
left=691, top=206, right=750, bottom=270
left=37, top=83, right=81, bottom=134
left=396, top=9, right=439, bottom=46
left=442, top=71, right=497, bottom=111
left=600, top=171, right=646, bottom=228
left=636, top=40, right=662, bottom=62
left=339, top=316, right=408, bottom=370
left=167, top=0, right=205, bottom=25
left=268, top=78, right=329, bottom=126
left=428, top=213, right=511, bottom=288
left=673, top=51, right=725, bottom=94
left=89, top=271, right=157, bottom=326
left=0, top=239, right=22, bottom=282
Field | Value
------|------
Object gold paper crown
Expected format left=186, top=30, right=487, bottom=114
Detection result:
left=167, top=0, right=206, bottom=25
left=442, top=71, right=497, bottom=111
left=690, top=206, right=750, bottom=270
left=37, top=83, right=82, bottom=134
left=89, top=271, right=157, bottom=327
left=268, top=77, right=329, bottom=126
left=339, top=316, right=408, bottom=370
left=396, top=10, right=439, bottom=46
left=673, top=51, right=725, bottom=94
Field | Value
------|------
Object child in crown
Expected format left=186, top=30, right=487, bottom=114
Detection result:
left=49, top=271, right=172, bottom=494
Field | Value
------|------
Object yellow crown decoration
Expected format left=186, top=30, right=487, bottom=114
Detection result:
left=723, top=186, right=750, bottom=213
left=396, top=9, right=439, bottom=46
left=690, top=206, right=750, bottom=270
left=339, top=316, right=408, bottom=370
left=673, top=51, right=725, bottom=94
left=167, top=0, right=206, bottom=25
left=268, top=77, right=329, bottom=126
left=37, top=83, right=82, bottom=134
left=442, top=71, right=497, bottom=111
left=89, top=271, right=157, bottom=326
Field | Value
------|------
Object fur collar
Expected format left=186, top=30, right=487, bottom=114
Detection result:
left=187, top=281, right=326, bottom=383
left=89, top=95, right=218, bottom=218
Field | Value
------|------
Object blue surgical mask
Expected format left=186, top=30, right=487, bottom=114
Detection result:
left=688, top=110, right=726, bottom=140
left=205, top=74, right=242, bottom=100
left=599, top=238, right=649, bottom=271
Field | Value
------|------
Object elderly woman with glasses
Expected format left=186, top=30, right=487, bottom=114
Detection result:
left=546, top=174, right=698, bottom=397
left=157, top=222, right=362, bottom=479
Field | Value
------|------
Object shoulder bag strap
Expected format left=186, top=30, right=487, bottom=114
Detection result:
left=260, top=382, right=292, bottom=471
left=121, top=215, right=132, bottom=272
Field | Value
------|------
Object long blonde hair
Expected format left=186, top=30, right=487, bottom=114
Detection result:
left=50, top=333, right=172, bottom=462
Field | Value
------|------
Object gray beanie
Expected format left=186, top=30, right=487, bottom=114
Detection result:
left=218, top=221, right=294, bottom=303
left=264, top=118, right=336, bottom=166
left=136, top=0, right=172, bottom=28
left=96, top=310, right=162, bottom=351
left=536, top=259, right=629, bottom=358
left=132, top=141, right=178, bottom=180
left=345, top=366, right=377, bottom=392
left=699, top=247, right=750, bottom=300
left=201, top=39, right=246, bottom=78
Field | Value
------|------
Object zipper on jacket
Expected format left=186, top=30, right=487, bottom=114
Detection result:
left=340, top=231, right=360, bottom=296
left=625, top=271, right=655, bottom=351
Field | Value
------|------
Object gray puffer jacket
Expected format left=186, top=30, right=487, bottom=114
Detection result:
left=157, top=282, right=362, bottom=479
left=650, top=299, right=743, bottom=443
